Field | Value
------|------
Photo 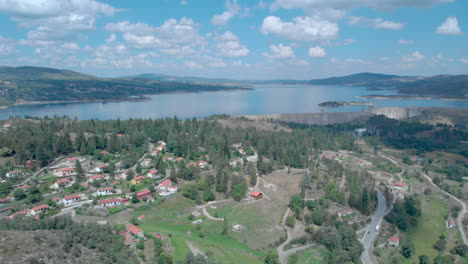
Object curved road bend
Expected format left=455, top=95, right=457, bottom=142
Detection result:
left=381, top=154, right=467, bottom=246
left=360, top=189, right=387, bottom=264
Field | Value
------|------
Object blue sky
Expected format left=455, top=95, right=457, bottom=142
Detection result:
left=0, top=0, right=467, bottom=79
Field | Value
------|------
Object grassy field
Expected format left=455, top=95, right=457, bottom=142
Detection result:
left=135, top=194, right=264, bottom=264
left=399, top=196, right=449, bottom=263
left=287, top=247, right=327, bottom=264
left=206, top=199, right=286, bottom=251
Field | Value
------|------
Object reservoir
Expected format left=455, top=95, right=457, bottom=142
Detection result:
left=0, top=84, right=466, bottom=120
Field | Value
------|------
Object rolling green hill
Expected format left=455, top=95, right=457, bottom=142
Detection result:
left=0, top=66, right=249, bottom=106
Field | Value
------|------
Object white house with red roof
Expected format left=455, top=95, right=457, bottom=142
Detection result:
left=53, top=168, right=75, bottom=177
left=8, top=210, right=28, bottom=220
left=30, top=204, right=49, bottom=216
left=63, top=194, right=81, bottom=206
left=394, top=182, right=409, bottom=192
left=96, top=187, right=113, bottom=196
left=3, top=122, right=12, bottom=129
left=92, top=164, right=108, bottom=173
left=150, top=150, right=159, bottom=157
left=448, top=217, right=456, bottom=228
left=198, top=160, right=208, bottom=168
left=163, top=157, right=174, bottom=162
left=98, top=198, right=122, bottom=208
left=6, top=170, right=23, bottom=178
left=147, top=169, right=160, bottom=179
left=158, top=179, right=173, bottom=190
left=137, top=189, right=152, bottom=200
left=51, top=178, right=71, bottom=189
left=126, top=224, right=144, bottom=238
left=388, top=236, right=400, bottom=247
left=88, top=174, right=105, bottom=183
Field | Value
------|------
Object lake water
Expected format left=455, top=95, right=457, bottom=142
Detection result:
left=0, top=84, right=466, bottom=120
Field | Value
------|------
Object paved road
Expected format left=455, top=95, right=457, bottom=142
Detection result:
left=360, top=189, right=387, bottom=264
left=381, top=154, right=467, bottom=246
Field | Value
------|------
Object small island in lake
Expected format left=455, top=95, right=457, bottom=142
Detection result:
left=318, top=101, right=376, bottom=107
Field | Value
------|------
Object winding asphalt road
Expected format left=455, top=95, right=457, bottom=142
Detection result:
left=360, top=189, right=387, bottom=264
left=381, top=154, right=467, bottom=246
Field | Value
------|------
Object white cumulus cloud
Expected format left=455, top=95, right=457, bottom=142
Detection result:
left=211, top=0, right=240, bottom=26
left=261, top=16, right=339, bottom=41
left=403, top=51, right=425, bottom=62
left=263, top=44, right=295, bottom=59
left=214, top=31, right=249, bottom=57
left=308, top=46, right=327, bottom=57
left=349, top=16, right=405, bottom=30
left=436, top=17, right=463, bottom=35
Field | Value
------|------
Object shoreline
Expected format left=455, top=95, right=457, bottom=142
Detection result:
left=357, top=95, right=468, bottom=101
left=0, top=87, right=253, bottom=109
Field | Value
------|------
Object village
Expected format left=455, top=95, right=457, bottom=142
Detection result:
left=0, top=119, right=466, bottom=264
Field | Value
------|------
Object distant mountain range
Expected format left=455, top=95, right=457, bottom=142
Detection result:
left=0, top=66, right=249, bottom=107
left=132, top=72, right=468, bottom=99
left=0, top=66, right=466, bottom=107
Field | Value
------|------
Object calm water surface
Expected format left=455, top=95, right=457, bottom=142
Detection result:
left=0, top=84, right=466, bottom=120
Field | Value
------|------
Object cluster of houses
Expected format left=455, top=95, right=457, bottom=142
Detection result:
left=8, top=204, right=50, bottom=219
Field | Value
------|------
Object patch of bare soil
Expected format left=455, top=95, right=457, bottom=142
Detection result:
left=0, top=230, right=107, bottom=264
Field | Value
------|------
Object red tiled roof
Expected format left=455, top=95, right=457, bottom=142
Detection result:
left=98, top=198, right=121, bottom=205
left=63, top=194, right=80, bottom=200
left=19, top=185, right=31, bottom=189
left=133, top=176, right=145, bottom=181
left=8, top=210, right=28, bottom=219
left=31, top=204, right=49, bottom=211
left=198, top=160, right=207, bottom=163
left=126, top=224, right=143, bottom=235
left=394, top=182, right=408, bottom=187
left=137, top=189, right=151, bottom=197
left=449, top=218, right=456, bottom=225
left=55, top=168, right=74, bottom=172
left=56, top=179, right=70, bottom=184
left=251, top=192, right=262, bottom=198
left=149, top=169, right=158, bottom=174
left=98, top=187, right=113, bottom=191
left=388, top=236, right=399, bottom=242
left=159, top=179, right=172, bottom=187
left=91, top=174, right=105, bottom=179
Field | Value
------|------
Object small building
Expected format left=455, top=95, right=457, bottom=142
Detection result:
left=175, top=157, right=184, bottom=162
left=30, top=204, right=49, bottom=216
left=116, top=171, right=128, bottom=180
left=238, top=149, right=246, bottom=155
left=96, top=187, right=113, bottom=196
left=138, top=215, right=145, bottom=221
left=355, top=128, right=368, bottom=137
left=232, top=224, right=245, bottom=232
left=137, top=189, right=152, bottom=200
left=141, top=158, right=152, bottom=167
left=251, top=192, right=263, bottom=199
left=3, top=122, right=12, bottom=128
left=18, top=185, right=31, bottom=192
left=394, top=182, right=409, bottom=192
left=6, top=170, right=23, bottom=178
left=8, top=210, right=28, bottom=220
left=158, top=179, right=172, bottom=190
left=100, top=151, right=110, bottom=155
left=232, top=143, right=242, bottom=148
left=89, top=174, right=105, bottom=182
left=126, top=224, right=145, bottom=238
left=147, top=169, right=159, bottom=179
left=53, top=168, right=75, bottom=177
left=198, top=160, right=208, bottom=168
left=63, top=194, right=81, bottom=206
left=160, top=186, right=177, bottom=196
left=448, top=218, right=456, bottom=229
left=163, top=157, right=174, bottom=162
left=192, top=219, right=203, bottom=224
left=52, top=178, right=71, bottom=189
left=131, top=176, right=146, bottom=185
left=388, top=236, right=400, bottom=247
left=98, top=198, right=122, bottom=208
left=156, top=144, right=166, bottom=152
left=150, top=150, right=159, bottom=157
left=92, top=164, right=108, bottom=173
